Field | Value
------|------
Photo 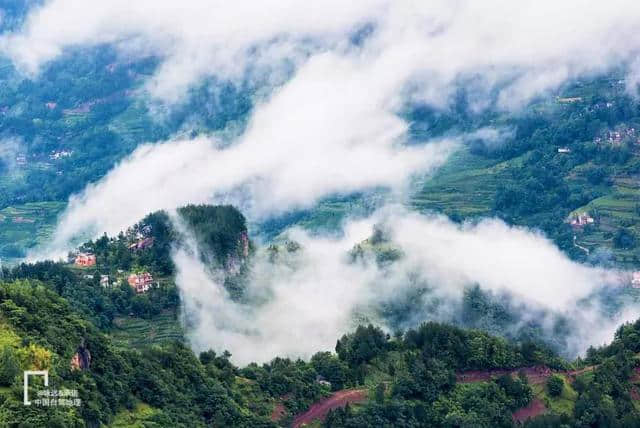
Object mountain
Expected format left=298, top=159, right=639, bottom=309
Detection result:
left=0, top=204, right=638, bottom=427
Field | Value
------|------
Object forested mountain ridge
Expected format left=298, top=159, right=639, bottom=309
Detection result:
left=0, top=204, right=638, bottom=426
left=4, top=3, right=640, bottom=427
left=1, top=274, right=640, bottom=427
left=5, top=204, right=250, bottom=329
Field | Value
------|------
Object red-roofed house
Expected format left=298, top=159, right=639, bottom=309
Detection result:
left=75, top=253, right=96, bottom=267
left=128, top=272, right=153, bottom=293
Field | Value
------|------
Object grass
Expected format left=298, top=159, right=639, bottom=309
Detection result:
left=108, top=99, right=154, bottom=144
left=409, top=149, right=513, bottom=217
left=411, top=145, right=640, bottom=267
left=0, top=201, right=66, bottom=261
left=231, top=376, right=274, bottom=420
left=532, top=375, right=578, bottom=416
left=108, top=402, right=158, bottom=428
left=570, top=175, right=640, bottom=266
left=0, top=386, right=12, bottom=399
left=108, top=310, right=184, bottom=348
left=0, top=319, right=20, bottom=348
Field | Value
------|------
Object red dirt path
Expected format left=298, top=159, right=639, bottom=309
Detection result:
left=458, top=365, right=597, bottom=423
left=457, top=365, right=596, bottom=385
left=270, top=402, right=286, bottom=422
left=457, top=366, right=553, bottom=384
left=292, top=389, right=367, bottom=428
left=512, top=398, right=546, bottom=423
left=293, top=365, right=598, bottom=426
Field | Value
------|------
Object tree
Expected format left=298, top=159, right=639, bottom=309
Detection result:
left=614, top=228, right=636, bottom=249
left=375, top=382, right=386, bottom=404
left=547, top=375, right=564, bottom=397
left=0, top=346, right=20, bottom=386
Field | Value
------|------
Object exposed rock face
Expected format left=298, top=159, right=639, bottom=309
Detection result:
left=70, top=345, right=91, bottom=371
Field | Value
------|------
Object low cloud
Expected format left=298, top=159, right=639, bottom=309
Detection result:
left=4, top=1, right=640, bottom=106
left=36, top=51, right=458, bottom=257
left=0, top=137, right=21, bottom=172
left=172, top=207, right=635, bottom=365
left=12, top=1, right=640, bottom=363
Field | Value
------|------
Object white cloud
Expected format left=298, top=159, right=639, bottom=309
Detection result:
left=12, top=0, right=640, bottom=362
left=0, top=138, right=21, bottom=172
left=1, top=0, right=380, bottom=101
left=4, top=1, right=640, bottom=105
left=37, top=51, right=457, bottom=256
left=172, top=207, right=634, bottom=365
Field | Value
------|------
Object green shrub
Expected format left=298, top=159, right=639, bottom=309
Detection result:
left=547, top=374, right=564, bottom=397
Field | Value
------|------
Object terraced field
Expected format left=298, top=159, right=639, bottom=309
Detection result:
left=109, top=310, right=184, bottom=348
left=410, top=150, right=505, bottom=217
left=0, top=201, right=66, bottom=262
left=411, top=146, right=640, bottom=267
left=571, top=175, right=640, bottom=265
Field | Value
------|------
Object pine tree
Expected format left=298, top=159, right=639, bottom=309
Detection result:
left=0, top=346, right=20, bottom=386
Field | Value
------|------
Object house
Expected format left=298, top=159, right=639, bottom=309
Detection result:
left=100, top=275, right=110, bottom=288
left=75, top=253, right=96, bottom=267
left=608, top=131, right=622, bottom=145
left=315, top=375, right=332, bottom=388
left=557, top=96, right=582, bottom=104
left=128, top=272, right=153, bottom=293
left=558, top=148, right=571, bottom=154
left=128, top=236, right=154, bottom=250
left=49, top=150, right=73, bottom=160
left=632, top=272, right=640, bottom=289
left=569, top=212, right=594, bottom=227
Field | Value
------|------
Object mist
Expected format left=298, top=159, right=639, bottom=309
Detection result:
left=171, top=206, right=636, bottom=365
left=34, top=48, right=459, bottom=258
left=10, top=1, right=640, bottom=364
left=4, top=1, right=640, bottom=106
left=0, top=138, right=21, bottom=173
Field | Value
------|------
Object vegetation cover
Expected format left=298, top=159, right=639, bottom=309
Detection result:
left=0, top=204, right=637, bottom=426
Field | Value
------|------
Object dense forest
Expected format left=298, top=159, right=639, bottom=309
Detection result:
left=2, top=274, right=640, bottom=427
left=0, top=204, right=638, bottom=426
left=4, top=3, right=640, bottom=427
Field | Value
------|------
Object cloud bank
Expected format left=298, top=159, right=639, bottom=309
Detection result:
left=36, top=48, right=458, bottom=256
left=3, top=1, right=640, bottom=105
left=19, top=0, right=640, bottom=253
left=174, top=207, right=634, bottom=365
left=10, top=1, right=640, bottom=363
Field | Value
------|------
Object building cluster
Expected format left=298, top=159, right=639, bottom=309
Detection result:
left=128, top=236, right=154, bottom=250
left=72, top=247, right=156, bottom=293
left=127, top=272, right=154, bottom=293
left=594, top=127, right=640, bottom=146
left=557, top=96, right=582, bottom=104
left=49, top=150, right=73, bottom=160
left=74, top=253, right=96, bottom=267
left=569, top=212, right=594, bottom=228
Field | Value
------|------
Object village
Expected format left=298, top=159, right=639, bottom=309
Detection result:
left=72, top=251, right=156, bottom=293
left=566, top=210, right=640, bottom=289
left=70, top=224, right=160, bottom=294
